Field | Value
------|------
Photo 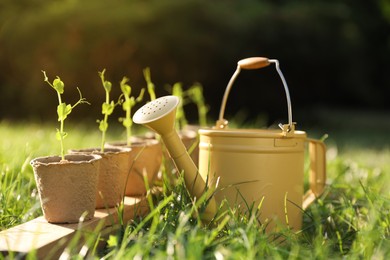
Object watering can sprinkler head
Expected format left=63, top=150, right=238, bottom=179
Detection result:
left=133, top=95, right=179, bottom=136
left=133, top=96, right=217, bottom=223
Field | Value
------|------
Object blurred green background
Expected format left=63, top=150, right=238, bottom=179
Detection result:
left=1, top=0, right=389, bottom=129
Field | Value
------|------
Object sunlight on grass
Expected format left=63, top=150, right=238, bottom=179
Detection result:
left=0, top=120, right=389, bottom=258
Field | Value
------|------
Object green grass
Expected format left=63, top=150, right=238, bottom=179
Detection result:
left=0, top=119, right=389, bottom=259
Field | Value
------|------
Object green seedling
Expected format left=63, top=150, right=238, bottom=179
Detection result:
left=97, top=69, right=122, bottom=152
left=143, top=67, right=156, bottom=101
left=171, top=82, right=188, bottom=130
left=119, top=76, right=145, bottom=146
left=187, top=83, right=209, bottom=126
left=42, top=70, right=90, bottom=160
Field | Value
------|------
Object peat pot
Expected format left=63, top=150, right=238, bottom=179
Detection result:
left=69, top=147, right=132, bottom=209
left=30, top=154, right=101, bottom=223
left=106, top=137, right=163, bottom=196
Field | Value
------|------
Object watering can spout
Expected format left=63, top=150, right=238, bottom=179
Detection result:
left=133, top=96, right=217, bottom=223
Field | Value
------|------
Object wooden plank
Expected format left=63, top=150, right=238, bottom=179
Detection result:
left=0, top=196, right=149, bottom=259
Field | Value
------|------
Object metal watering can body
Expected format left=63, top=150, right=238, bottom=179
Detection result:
left=198, top=57, right=326, bottom=231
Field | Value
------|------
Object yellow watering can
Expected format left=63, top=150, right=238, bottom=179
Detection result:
left=133, top=57, right=326, bottom=231
left=198, top=57, right=326, bottom=231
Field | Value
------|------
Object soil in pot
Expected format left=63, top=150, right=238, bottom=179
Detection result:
left=69, top=147, right=132, bottom=209
left=30, top=154, right=101, bottom=224
left=106, top=137, right=163, bottom=196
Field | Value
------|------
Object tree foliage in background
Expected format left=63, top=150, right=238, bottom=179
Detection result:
left=0, top=0, right=389, bottom=122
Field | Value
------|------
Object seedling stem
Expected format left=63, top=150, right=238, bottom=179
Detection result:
left=98, top=69, right=122, bottom=152
left=42, top=71, right=89, bottom=160
left=119, top=77, right=145, bottom=146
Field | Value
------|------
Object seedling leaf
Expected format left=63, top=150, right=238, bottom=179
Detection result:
left=104, top=80, right=112, bottom=92
left=102, top=102, right=115, bottom=115
left=53, top=77, right=65, bottom=94
left=57, top=103, right=72, bottom=121
left=122, top=118, right=132, bottom=128
left=56, top=130, right=68, bottom=141
left=120, top=77, right=131, bottom=96
left=99, top=120, right=108, bottom=132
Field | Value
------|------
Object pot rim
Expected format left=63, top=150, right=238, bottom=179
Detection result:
left=68, top=147, right=132, bottom=155
left=106, top=137, right=160, bottom=148
left=30, top=153, right=102, bottom=166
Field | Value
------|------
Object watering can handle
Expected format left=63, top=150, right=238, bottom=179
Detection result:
left=237, top=57, right=270, bottom=69
left=216, top=57, right=294, bottom=134
left=303, top=139, right=327, bottom=210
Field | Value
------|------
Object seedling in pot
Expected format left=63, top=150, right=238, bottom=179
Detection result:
left=97, top=69, right=122, bottom=152
left=171, top=82, right=188, bottom=130
left=42, top=70, right=90, bottom=161
left=119, top=76, right=145, bottom=146
left=143, top=67, right=156, bottom=101
left=187, top=83, right=209, bottom=127
left=103, top=73, right=163, bottom=198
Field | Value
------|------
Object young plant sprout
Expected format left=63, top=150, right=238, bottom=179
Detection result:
left=119, top=76, right=145, bottom=146
left=143, top=67, right=156, bottom=101
left=171, top=82, right=188, bottom=130
left=97, top=69, right=122, bottom=152
left=187, top=83, right=208, bottom=126
left=42, top=70, right=90, bottom=161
